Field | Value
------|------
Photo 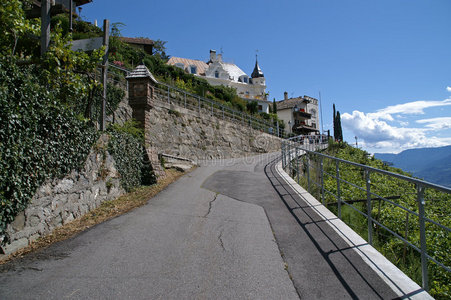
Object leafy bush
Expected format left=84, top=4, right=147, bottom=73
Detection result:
left=107, top=121, right=155, bottom=192
left=0, top=57, right=98, bottom=244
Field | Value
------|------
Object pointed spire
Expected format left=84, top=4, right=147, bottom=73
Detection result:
left=251, top=56, right=264, bottom=78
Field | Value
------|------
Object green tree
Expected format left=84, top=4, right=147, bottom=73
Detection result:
left=246, top=101, right=258, bottom=114
left=333, top=103, right=343, bottom=142
left=152, top=39, right=169, bottom=61
left=0, top=0, right=39, bottom=57
left=273, top=98, right=277, bottom=114
left=336, top=111, right=343, bottom=141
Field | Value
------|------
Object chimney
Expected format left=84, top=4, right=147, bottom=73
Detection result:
left=284, top=91, right=288, bottom=100
left=217, top=53, right=222, bottom=62
left=210, top=49, right=217, bottom=62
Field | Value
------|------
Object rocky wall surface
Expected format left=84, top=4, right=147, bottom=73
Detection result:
left=2, top=135, right=124, bottom=255
left=147, top=100, right=281, bottom=161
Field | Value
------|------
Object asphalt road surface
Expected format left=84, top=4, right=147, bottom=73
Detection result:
left=0, top=153, right=398, bottom=299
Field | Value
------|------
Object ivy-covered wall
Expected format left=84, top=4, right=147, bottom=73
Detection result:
left=0, top=58, right=151, bottom=252
left=0, top=58, right=98, bottom=245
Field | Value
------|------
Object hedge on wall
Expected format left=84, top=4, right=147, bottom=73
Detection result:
left=0, top=57, right=98, bottom=244
left=107, top=121, right=156, bottom=192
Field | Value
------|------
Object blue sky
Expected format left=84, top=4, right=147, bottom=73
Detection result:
left=82, top=0, right=451, bottom=153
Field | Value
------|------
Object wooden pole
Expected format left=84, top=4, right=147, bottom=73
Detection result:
left=40, top=0, right=51, bottom=55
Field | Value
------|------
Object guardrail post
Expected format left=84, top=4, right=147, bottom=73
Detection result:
left=282, top=142, right=286, bottom=168
left=336, top=161, right=341, bottom=219
left=307, top=152, right=311, bottom=192
left=288, top=142, right=292, bottom=175
left=296, top=146, right=300, bottom=183
left=366, top=169, right=373, bottom=245
left=320, top=157, right=325, bottom=205
left=417, top=185, right=429, bottom=291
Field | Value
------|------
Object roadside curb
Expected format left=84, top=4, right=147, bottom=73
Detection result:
left=274, top=160, right=433, bottom=300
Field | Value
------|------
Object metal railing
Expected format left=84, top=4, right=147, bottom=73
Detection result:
left=281, top=137, right=451, bottom=292
left=107, top=63, right=287, bottom=138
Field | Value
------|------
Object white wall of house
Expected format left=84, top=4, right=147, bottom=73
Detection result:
left=277, top=109, right=293, bottom=134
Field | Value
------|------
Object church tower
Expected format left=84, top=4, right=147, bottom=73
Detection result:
left=251, top=56, right=265, bottom=86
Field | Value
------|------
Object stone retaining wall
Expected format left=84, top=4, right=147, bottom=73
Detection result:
left=1, top=135, right=124, bottom=255
left=147, top=99, right=281, bottom=161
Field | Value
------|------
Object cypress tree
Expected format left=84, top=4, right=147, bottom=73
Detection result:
left=273, top=98, right=277, bottom=114
left=336, top=111, right=343, bottom=141
left=333, top=104, right=337, bottom=140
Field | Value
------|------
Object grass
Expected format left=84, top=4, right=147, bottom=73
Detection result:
left=0, top=168, right=194, bottom=265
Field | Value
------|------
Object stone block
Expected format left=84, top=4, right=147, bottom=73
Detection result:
left=63, top=212, right=74, bottom=225
left=28, top=215, right=41, bottom=227
left=11, top=211, right=25, bottom=231
left=54, top=178, right=74, bottom=193
left=3, top=238, right=29, bottom=255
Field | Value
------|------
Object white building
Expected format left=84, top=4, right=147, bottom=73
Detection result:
left=276, top=92, right=320, bottom=135
left=167, top=50, right=270, bottom=113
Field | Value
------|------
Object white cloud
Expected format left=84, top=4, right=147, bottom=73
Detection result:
left=342, top=99, right=451, bottom=152
left=416, top=117, right=451, bottom=130
left=368, top=99, right=451, bottom=121
left=447, top=86, right=451, bottom=92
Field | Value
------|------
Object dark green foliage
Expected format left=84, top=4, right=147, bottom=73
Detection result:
left=246, top=101, right=258, bottom=114
left=107, top=121, right=155, bottom=192
left=51, top=14, right=103, bottom=40
left=0, top=57, right=98, bottom=244
left=273, top=98, right=277, bottom=114
left=333, top=104, right=343, bottom=141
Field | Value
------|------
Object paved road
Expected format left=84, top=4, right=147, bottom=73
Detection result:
left=0, top=153, right=398, bottom=299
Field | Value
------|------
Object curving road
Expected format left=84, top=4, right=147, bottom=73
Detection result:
left=0, top=153, right=402, bottom=299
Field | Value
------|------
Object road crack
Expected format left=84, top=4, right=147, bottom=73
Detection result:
left=203, top=193, right=218, bottom=218
left=218, top=229, right=226, bottom=251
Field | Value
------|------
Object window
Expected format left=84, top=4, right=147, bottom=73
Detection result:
left=215, top=70, right=219, bottom=78
left=175, top=63, right=185, bottom=70
left=258, top=105, right=263, bottom=111
left=190, top=65, right=197, bottom=74
left=243, top=77, right=248, bottom=83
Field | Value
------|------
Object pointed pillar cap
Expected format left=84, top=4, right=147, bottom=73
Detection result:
left=126, top=64, right=158, bottom=83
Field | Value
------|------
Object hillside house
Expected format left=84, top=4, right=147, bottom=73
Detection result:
left=119, top=37, right=154, bottom=55
left=276, top=92, right=319, bottom=135
left=167, top=50, right=270, bottom=113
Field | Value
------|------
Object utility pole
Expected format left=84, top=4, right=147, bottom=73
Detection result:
left=355, top=136, right=358, bottom=148
left=40, top=0, right=51, bottom=55
left=100, top=19, right=110, bottom=131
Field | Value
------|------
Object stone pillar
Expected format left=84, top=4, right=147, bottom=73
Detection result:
left=126, top=65, right=166, bottom=178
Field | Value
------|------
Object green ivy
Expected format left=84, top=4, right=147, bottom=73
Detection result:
left=107, top=121, right=155, bottom=192
left=0, top=57, right=98, bottom=244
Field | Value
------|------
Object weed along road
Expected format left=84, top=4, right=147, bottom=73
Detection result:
left=0, top=153, right=399, bottom=299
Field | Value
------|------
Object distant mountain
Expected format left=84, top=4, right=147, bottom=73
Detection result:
left=374, top=146, right=451, bottom=187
